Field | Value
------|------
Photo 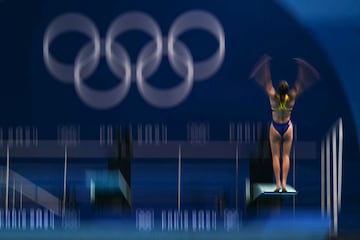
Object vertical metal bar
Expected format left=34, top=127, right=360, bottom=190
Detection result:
left=155, top=124, right=160, bottom=144
left=12, top=178, right=15, bottom=209
left=108, top=125, right=113, bottom=145
left=138, top=124, right=143, bottom=145
left=33, top=127, right=38, bottom=146
left=5, top=144, right=10, bottom=218
left=0, top=128, right=3, bottom=147
left=246, top=122, right=250, bottom=143
left=332, top=126, right=338, bottom=236
left=62, top=145, right=68, bottom=217
left=164, top=124, right=168, bottom=144
left=321, top=141, right=325, bottom=217
left=338, top=119, right=343, bottom=211
left=252, top=122, right=255, bottom=142
left=20, top=183, right=23, bottom=210
left=177, top=145, right=181, bottom=213
left=235, top=144, right=239, bottom=211
left=99, top=125, right=104, bottom=145
left=238, top=123, right=242, bottom=143
left=326, top=134, right=331, bottom=217
left=145, top=124, right=149, bottom=144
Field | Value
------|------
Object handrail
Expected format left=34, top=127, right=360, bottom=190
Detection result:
left=0, top=166, right=61, bottom=216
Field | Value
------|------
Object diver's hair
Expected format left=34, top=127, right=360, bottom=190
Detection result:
left=278, top=80, right=289, bottom=100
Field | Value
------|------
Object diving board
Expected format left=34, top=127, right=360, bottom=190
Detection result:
left=86, top=170, right=132, bottom=206
left=252, top=183, right=297, bottom=200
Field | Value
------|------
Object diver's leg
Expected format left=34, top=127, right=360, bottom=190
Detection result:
left=270, top=123, right=282, bottom=191
left=281, top=123, right=294, bottom=192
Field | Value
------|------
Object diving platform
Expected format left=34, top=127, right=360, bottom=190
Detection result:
left=252, top=183, right=297, bottom=200
left=86, top=170, right=132, bottom=209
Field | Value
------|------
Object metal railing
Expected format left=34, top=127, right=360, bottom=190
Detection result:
left=321, top=118, right=343, bottom=237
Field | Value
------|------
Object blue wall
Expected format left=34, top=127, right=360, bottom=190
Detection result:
left=276, top=0, right=360, bottom=155
left=0, top=0, right=357, bottom=148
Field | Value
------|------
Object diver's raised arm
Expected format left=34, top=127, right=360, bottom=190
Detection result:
left=290, top=58, right=320, bottom=98
left=250, top=54, right=276, bottom=97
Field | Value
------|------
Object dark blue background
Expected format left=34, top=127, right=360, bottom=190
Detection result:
left=0, top=0, right=355, bottom=144
left=0, top=0, right=359, bottom=235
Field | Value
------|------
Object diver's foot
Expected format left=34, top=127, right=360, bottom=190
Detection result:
left=282, top=186, right=288, bottom=192
left=274, top=187, right=281, bottom=192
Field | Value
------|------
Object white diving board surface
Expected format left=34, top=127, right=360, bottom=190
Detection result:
left=253, top=183, right=297, bottom=200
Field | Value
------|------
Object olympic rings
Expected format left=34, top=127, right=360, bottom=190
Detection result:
left=43, top=10, right=225, bottom=109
